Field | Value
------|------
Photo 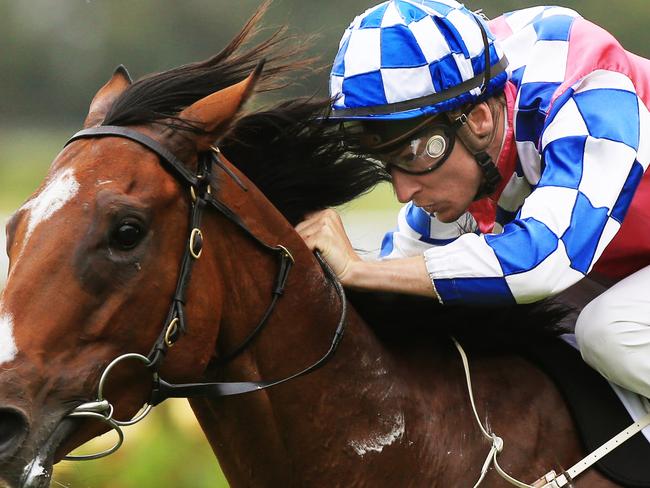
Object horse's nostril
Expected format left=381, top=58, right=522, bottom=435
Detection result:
left=0, top=408, right=28, bottom=458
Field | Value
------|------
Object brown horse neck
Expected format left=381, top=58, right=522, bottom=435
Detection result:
left=185, top=168, right=435, bottom=485
left=182, top=165, right=600, bottom=487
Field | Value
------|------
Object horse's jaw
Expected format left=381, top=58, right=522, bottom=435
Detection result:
left=13, top=418, right=76, bottom=488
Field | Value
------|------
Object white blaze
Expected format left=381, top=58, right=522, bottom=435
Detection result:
left=0, top=312, right=18, bottom=365
left=23, top=167, right=80, bottom=243
left=0, top=168, right=80, bottom=365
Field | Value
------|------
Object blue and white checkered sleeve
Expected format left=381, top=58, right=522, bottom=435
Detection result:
left=380, top=202, right=474, bottom=259
left=424, top=70, right=648, bottom=305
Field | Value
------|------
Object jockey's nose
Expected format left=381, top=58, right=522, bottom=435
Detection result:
left=0, top=408, right=28, bottom=461
left=391, top=170, right=422, bottom=203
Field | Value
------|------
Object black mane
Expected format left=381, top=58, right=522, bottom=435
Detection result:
left=102, top=5, right=389, bottom=225
left=104, top=4, right=298, bottom=128
left=219, top=98, right=389, bottom=224
left=347, top=290, right=572, bottom=351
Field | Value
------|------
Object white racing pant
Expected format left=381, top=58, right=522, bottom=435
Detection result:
left=575, top=264, right=650, bottom=399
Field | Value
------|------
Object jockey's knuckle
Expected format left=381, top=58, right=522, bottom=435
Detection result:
left=323, top=209, right=339, bottom=221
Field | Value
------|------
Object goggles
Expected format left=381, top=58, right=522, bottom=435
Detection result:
left=376, top=123, right=457, bottom=175
left=339, top=115, right=463, bottom=176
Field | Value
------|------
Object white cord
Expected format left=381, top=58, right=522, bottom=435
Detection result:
left=452, top=336, right=539, bottom=488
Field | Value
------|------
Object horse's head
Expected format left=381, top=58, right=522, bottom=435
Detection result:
left=0, top=62, right=260, bottom=487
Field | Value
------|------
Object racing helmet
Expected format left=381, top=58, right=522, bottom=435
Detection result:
left=329, top=0, right=509, bottom=121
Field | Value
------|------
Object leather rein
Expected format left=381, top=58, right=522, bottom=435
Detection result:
left=61, top=125, right=347, bottom=460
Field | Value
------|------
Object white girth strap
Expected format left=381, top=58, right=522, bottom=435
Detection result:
left=546, top=409, right=650, bottom=487
left=452, top=337, right=650, bottom=488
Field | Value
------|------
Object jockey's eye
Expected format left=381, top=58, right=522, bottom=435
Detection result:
left=111, top=220, right=144, bottom=251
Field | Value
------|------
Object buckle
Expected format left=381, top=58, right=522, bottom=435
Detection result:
left=455, top=113, right=469, bottom=127
left=189, top=228, right=204, bottom=259
left=275, top=245, right=295, bottom=264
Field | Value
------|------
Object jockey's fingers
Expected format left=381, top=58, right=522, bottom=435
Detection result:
left=320, top=209, right=345, bottom=228
left=303, top=208, right=341, bottom=224
left=295, top=219, right=326, bottom=240
left=295, top=217, right=320, bottom=235
left=300, top=234, right=320, bottom=252
left=296, top=210, right=330, bottom=231
left=302, top=232, right=339, bottom=255
left=296, top=213, right=343, bottom=238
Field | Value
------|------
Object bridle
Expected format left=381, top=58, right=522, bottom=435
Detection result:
left=61, top=125, right=348, bottom=460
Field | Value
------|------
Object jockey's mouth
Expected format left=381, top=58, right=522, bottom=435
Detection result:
left=415, top=202, right=441, bottom=215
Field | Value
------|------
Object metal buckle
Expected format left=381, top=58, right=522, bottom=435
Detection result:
left=189, top=228, right=204, bottom=259
left=164, top=317, right=180, bottom=347
left=455, top=112, right=469, bottom=126
left=276, top=245, right=295, bottom=264
left=190, top=185, right=211, bottom=204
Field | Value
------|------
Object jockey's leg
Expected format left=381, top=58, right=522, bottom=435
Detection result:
left=575, top=264, right=650, bottom=398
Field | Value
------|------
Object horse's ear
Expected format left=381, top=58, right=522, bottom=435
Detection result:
left=178, top=60, right=263, bottom=150
left=83, top=65, right=132, bottom=128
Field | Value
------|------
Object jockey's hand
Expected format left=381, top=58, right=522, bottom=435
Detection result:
left=295, top=209, right=361, bottom=284
left=296, top=210, right=436, bottom=298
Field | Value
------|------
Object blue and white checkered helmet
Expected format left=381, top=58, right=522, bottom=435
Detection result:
left=329, top=0, right=509, bottom=120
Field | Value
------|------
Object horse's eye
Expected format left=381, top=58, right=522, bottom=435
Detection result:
left=111, top=222, right=144, bottom=250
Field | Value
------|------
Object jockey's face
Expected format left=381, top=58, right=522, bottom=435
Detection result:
left=389, top=135, right=483, bottom=223
left=361, top=101, right=503, bottom=223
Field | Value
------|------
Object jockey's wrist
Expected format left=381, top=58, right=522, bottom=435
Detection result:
left=343, top=256, right=438, bottom=298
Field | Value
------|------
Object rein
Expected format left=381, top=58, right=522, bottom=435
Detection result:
left=61, top=126, right=347, bottom=460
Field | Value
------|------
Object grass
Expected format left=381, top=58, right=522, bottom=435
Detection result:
left=53, top=400, right=227, bottom=488
left=0, top=128, right=66, bottom=212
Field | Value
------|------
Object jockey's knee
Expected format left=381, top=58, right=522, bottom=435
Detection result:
left=576, top=297, right=650, bottom=396
left=575, top=298, right=618, bottom=372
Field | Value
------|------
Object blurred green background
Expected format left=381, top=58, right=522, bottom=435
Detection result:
left=0, top=1, right=648, bottom=486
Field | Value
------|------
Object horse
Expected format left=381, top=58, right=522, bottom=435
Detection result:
left=0, top=8, right=623, bottom=488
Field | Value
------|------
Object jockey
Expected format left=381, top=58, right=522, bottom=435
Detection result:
left=296, top=1, right=650, bottom=399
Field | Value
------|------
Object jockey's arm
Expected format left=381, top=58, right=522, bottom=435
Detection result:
left=295, top=209, right=437, bottom=298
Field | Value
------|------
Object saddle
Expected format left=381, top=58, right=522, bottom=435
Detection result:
left=531, top=276, right=650, bottom=487
left=524, top=337, right=650, bottom=487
